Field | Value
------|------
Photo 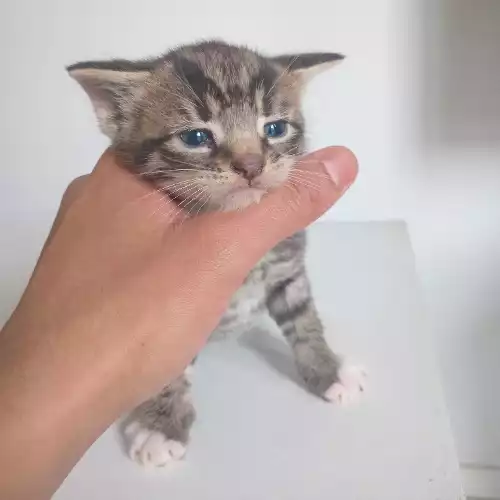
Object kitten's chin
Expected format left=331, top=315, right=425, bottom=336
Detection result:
left=219, top=187, right=267, bottom=212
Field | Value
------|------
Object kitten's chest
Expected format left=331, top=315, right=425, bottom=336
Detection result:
left=215, top=260, right=268, bottom=334
left=214, top=231, right=306, bottom=334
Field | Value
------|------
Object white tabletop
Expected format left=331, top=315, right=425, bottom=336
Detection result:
left=54, top=221, right=464, bottom=500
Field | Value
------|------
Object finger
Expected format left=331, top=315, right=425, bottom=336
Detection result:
left=222, top=146, right=358, bottom=255
left=260, top=146, right=357, bottom=234
left=41, top=175, right=91, bottom=253
left=60, top=175, right=89, bottom=211
left=83, top=150, right=182, bottom=223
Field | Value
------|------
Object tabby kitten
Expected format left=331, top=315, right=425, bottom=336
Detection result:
left=68, top=40, right=366, bottom=467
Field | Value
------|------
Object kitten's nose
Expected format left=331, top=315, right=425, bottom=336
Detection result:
left=231, top=154, right=264, bottom=182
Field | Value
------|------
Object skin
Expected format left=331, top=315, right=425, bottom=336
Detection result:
left=0, top=146, right=357, bottom=500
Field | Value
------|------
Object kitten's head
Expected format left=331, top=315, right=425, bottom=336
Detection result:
left=68, top=41, right=343, bottom=211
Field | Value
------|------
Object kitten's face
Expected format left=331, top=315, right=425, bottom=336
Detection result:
left=69, top=42, right=342, bottom=212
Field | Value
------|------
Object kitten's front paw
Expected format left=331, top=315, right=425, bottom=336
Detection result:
left=324, top=363, right=367, bottom=406
left=125, top=422, right=186, bottom=468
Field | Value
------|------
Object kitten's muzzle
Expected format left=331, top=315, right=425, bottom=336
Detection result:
left=230, top=154, right=264, bottom=182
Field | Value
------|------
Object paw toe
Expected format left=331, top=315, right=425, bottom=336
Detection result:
left=126, top=424, right=186, bottom=468
left=324, top=363, right=368, bottom=406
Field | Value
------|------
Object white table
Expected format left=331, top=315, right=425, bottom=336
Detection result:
left=54, top=222, right=464, bottom=500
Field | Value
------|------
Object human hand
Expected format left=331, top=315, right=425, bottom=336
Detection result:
left=4, top=146, right=357, bottom=408
left=0, top=146, right=357, bottom=499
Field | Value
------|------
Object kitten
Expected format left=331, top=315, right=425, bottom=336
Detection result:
left=68, top=40, right=366, bottom=467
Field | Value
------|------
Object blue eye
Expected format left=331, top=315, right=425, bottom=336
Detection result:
left=263, top=120, right=288, bottom=139
left=180, top=129, right=212, bottom=147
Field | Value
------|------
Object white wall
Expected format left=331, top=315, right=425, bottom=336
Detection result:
left=0, top=0, right=499, bottom=490
left=400, top=1, right=500, bottom=481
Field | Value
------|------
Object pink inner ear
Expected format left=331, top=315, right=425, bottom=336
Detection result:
left=68, top=68, right=149, bottom=139
left=271, top=52, right=345, bottom=73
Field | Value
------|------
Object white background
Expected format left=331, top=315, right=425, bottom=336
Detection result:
left=0, top=0, right=499, bottom=487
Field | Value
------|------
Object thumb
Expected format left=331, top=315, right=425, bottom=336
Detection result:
left=225, top=146, right=358, bottom=254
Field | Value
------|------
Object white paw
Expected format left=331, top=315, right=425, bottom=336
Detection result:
left=125, top=423, right=186, bottom=468
left=324, top=363, right=368, bottom=406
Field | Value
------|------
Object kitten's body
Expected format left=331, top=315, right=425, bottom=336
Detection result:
left=69, top=41, right=366, bottom=467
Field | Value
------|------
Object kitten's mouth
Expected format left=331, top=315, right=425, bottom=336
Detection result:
left=228, top=175, right=269, bottom=195
left=222, top=185, right=269, bottom=211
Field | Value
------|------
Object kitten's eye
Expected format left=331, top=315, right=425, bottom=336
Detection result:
left=179, top=129, right=213, bottom=147
left=263, top=120, right=288, bottom=139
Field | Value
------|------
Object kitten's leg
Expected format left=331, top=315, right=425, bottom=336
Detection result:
left=124, top=374, right=195, bottom=467
left=266, top=265, right=366, bottom=404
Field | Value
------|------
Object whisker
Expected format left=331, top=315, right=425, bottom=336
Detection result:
left=155, top=197, right=189, bottom=223
left=147, top=197, right=175, bottom=221
left=174, top=186, right=205, bottom=211
left=179, top=187, right=205, bottom=209
left=288, top=177, right=321, bottom=192
left=289, top=171, right=323, bottom=185
left=137, top=170, right=160, bottom=177
left=120, top=182, right=175, bottom=211
left=291, top=169, right=331, bottom=181
left=277, top=146, right=299, bottom=158
left=175, top=71, right=204, bottom=106
left=265, top=55, right=300, bottom=98
left=289, top=177, right=322, bottom=191
left=145, top=184, right=201, bottom=221
left=284, top=183, right=301, bottom=211
left=166, top=187, right=206, bottom=223
left=125, top=189, right=162, bottom=206
left=294, top=158, right=331, bottom=166
left=293, top=167, right=331, bottom=177
left=193, top=193, right=211, bottom=216
left=180, top=190, right=210, bottom=223
left=166, top=182, right=203, bottom=199
left=294, top=159, right=326, bottom=165
left=163, top=181, right=197, bottom=195
left=161, top=178, right=199, bottom=191
left=142, top=163, right=207, bottom=173
left=167, top=168, right=211, bottom=175
left=188, top=193, right=208, bottom=217
left=150, top=86, right=196, bottom=110
left=156, top=179, right=196, bottom=191
left=161, top=158, right=209, bottom=169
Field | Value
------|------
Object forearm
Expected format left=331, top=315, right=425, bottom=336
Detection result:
left=0, top=279, right=229, bottom=500
left=0, top=312, right=128, bottom=500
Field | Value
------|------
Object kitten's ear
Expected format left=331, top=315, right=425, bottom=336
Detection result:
left=67, top=60, right=152, bottom=139
left=271, top=52, right=344, bottom=81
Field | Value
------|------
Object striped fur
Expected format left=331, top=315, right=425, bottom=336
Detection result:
left=69, top=40, right=344, bottom=463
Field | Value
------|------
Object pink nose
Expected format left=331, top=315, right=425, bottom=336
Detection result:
left=231, top=154, right=264, bottom=181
